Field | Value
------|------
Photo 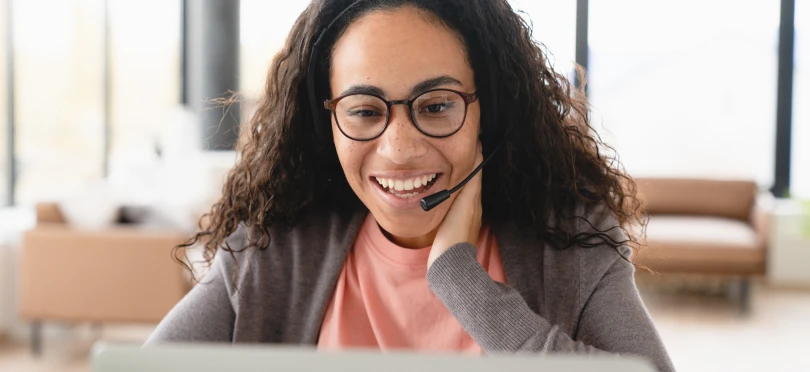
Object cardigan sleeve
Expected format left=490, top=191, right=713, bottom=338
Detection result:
left=426, top=243, right=675, bottom=372
left=143, top=249, right=237, bottom=344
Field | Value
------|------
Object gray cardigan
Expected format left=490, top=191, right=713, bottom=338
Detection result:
left=145, top=207, right=675, bottom=372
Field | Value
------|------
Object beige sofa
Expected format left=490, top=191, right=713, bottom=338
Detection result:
left=18, top=203, right=190, bottom=354
left=633, top=178, right=771, bottom=310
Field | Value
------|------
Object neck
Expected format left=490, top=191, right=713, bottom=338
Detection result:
left=381, top=225, right=439, bottom=249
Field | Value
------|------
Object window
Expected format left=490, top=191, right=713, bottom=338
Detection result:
left=13, top=0, right=106, bottom=203
left=8, top=0, right=181, bottom=204
left=108, top=0, right=181, bottom=169
left=240, top=0, right=310, bottom=100
left=589, top=0, right=780, bottom=188
left=509, top=0, right=578, bottom=80
left=793, top=0, right=810, bottom=198
left=238, top=0, right=311, bottom=127
left=239, top=1, right=577, bottom=98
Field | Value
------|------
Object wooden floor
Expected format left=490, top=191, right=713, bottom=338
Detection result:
left=1, top=281, right=809, bottom=372
left=0, top=324, right=154, bottom=372
left=641, top=279, right=810, bottom=372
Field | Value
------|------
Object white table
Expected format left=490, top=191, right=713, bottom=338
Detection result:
left=768, top=199, right=810, bottom=287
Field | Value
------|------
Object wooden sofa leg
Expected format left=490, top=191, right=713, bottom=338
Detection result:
left=739, top=278, right=752, bottom=314
left=726, top=278, right=753, bottom=314
left=92, top=322, right=104, bottom=340
left=31, top=321, right=42, bottom=357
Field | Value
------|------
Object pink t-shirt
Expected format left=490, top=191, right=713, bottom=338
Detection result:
left=317, top=213, right=507, bottom=354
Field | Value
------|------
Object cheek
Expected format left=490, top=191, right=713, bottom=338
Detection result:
left=333, top=127, right=369, bottom=182
left=446, top=111, right=481, bottom=176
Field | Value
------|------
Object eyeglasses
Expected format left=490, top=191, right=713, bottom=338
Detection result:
left=323, top=89, right=478, bottom=141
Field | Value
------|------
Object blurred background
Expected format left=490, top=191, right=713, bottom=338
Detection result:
left=0, top=0, right=808, bottom=371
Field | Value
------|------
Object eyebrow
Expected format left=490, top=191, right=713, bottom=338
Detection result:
left=337, top=75, right=463, bottom=98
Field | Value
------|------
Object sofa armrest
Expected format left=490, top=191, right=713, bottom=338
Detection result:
left=35, top=203, right=66, bottom=225
left=750, top=191, right=775, bottom=249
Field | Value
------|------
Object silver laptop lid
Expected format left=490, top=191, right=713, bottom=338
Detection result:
left=92, top=342, right=656, bottom=372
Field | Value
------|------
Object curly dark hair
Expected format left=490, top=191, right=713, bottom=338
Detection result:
left=175, top=0, right=646, bottom=279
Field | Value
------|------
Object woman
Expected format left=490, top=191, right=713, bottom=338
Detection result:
left=147, top=0, right=674, bottom=371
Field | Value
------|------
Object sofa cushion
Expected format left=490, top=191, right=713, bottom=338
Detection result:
left=19, top=225, right=190, bottom=323
left=636, top=178, right=757, bottom=221
left=645, top=215, right=758, bottom=248
left=634, top=215, right=766, bottom=275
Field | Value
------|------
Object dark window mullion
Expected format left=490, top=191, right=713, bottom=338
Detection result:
left=774, top=0, right=796, bottom=197
left=575, top=0, right=588, bottom=94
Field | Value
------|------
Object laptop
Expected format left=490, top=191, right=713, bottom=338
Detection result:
left=92, top=342, right=657, bottom=372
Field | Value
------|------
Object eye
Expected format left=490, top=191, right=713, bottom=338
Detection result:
left=419, top=101, right=456, bottom=114
left=424, top=103, right=447, bottom=113
left=347, top=107, right=384, bottom=117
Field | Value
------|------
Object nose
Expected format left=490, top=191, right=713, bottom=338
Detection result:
left=376, top=105, right=428, bottom=164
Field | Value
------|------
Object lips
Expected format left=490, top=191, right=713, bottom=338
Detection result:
left=367, top=171, right=444, bottom=210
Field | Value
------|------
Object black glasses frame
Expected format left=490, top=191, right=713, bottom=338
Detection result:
left=323, top=88, right=478, bottom=141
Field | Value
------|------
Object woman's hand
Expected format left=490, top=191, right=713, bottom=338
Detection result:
left=428, top=142, right=484, bottom=269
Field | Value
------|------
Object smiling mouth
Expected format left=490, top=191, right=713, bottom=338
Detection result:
left=371, top=173, right=442, bottom=199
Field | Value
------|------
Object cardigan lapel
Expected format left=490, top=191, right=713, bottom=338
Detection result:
left=493, top=221, right=547, bottom=317
left=300, top=208, right=368, bottom=343
left=494, top=221, right=582, bottom=336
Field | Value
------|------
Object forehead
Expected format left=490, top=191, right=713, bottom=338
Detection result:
left=329, top=6, right=474, bottom=96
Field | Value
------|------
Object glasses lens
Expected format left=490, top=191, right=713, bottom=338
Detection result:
left=413, top=90, right=466, bottom=136
left=334, top=94, right=388, bottom=140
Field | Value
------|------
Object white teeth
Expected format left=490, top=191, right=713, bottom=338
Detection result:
left=376, top=173, right=437, bottom=193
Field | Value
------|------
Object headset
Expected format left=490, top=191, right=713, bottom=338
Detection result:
left=306, top=0, right=503, bottom=212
